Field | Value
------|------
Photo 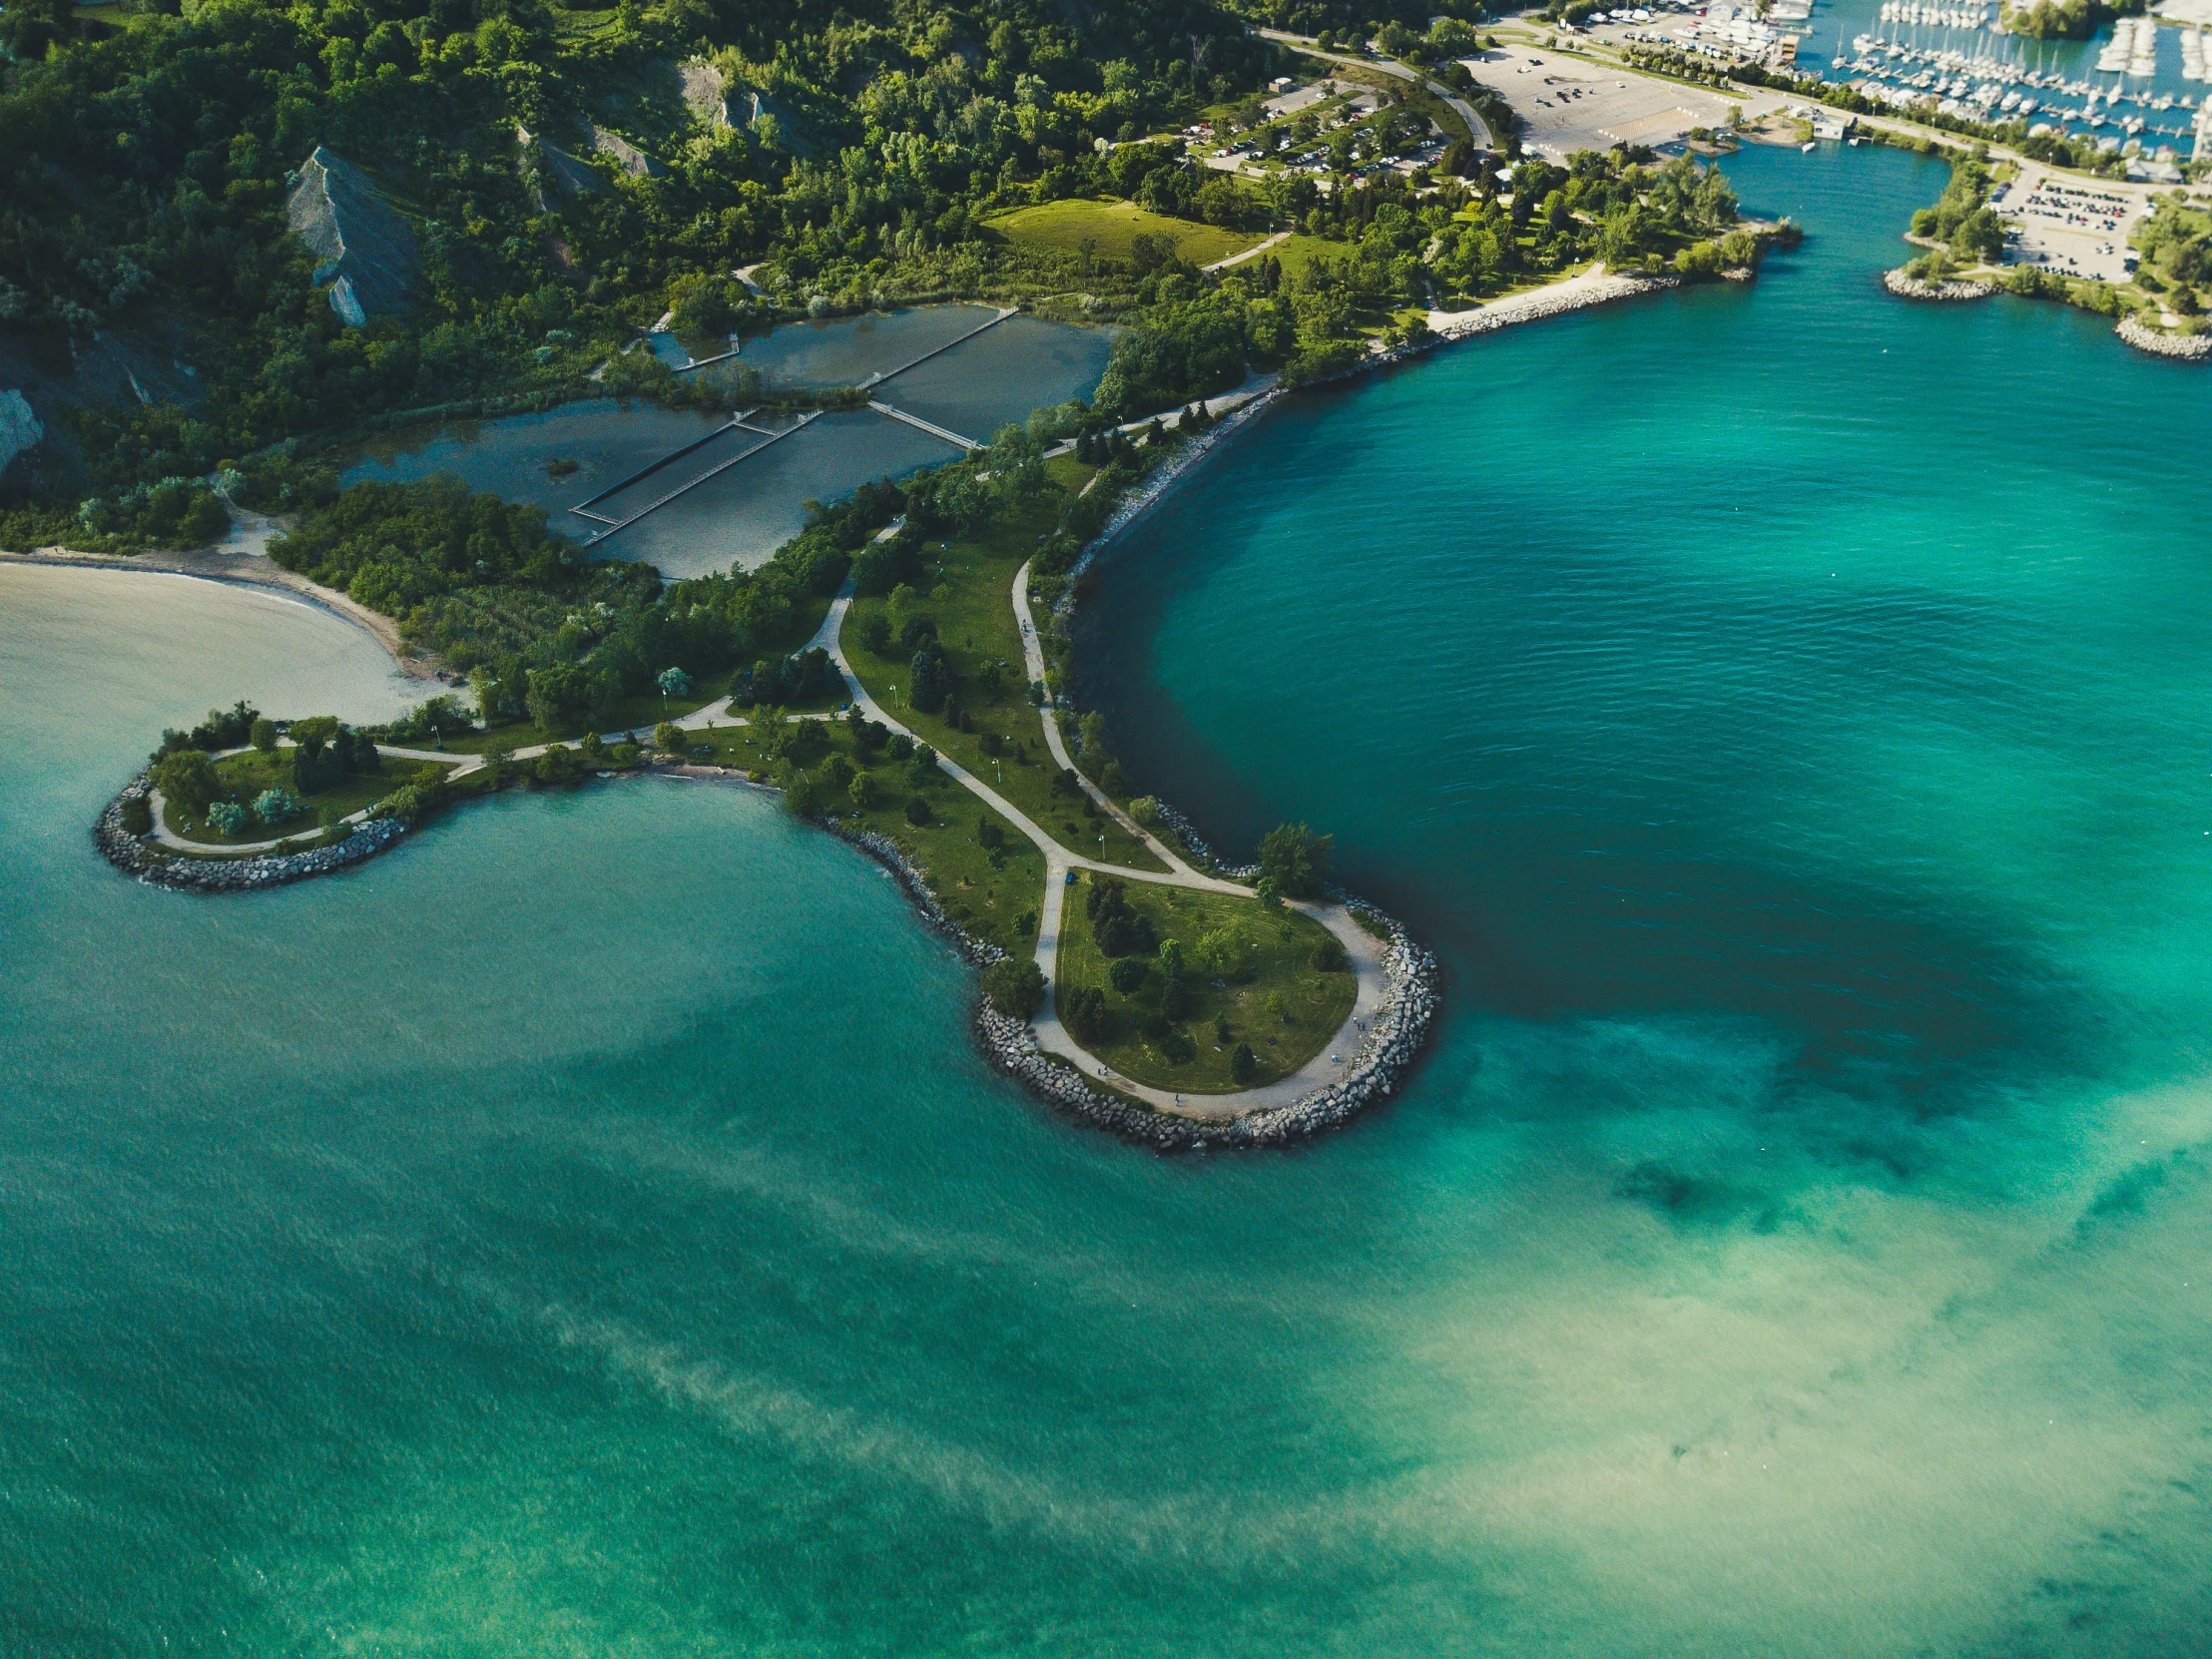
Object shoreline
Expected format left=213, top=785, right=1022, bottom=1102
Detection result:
left=1, top=546, right=438, bottom=680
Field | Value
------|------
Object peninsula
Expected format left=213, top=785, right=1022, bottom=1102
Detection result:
left=5, top=0, right=1814, bottom=1140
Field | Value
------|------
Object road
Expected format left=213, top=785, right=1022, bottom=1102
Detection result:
left=1259, top=29, right=1494, bottom=152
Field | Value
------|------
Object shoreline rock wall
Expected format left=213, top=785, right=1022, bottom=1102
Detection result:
left=815, top=796, right=1441, bottom=1150
left=2116, top=315, right=2212, bottom=361
left=94, top=774, right=408, bottom=892
left=1884, top=267, right=1994, bottom=300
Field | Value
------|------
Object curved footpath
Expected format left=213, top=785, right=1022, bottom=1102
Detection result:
left=808, top=558, right=1438, bottom=1138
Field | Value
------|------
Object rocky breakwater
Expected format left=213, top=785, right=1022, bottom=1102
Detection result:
left=1884, top=267, right=1994, bottom=300
left=806, top=805, right=1440, bottom=1148
left=2117, top=315, right=2212, bottom=361
left=978, top=902, right=1439, bottom=1151
left=94, top=775, right=408, bottom=893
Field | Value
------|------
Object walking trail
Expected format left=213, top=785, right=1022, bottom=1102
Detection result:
left=803, top=560, right=1387, bottom=1121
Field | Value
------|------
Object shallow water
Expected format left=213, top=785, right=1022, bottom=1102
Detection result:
left=9, top=143, right=2212, bottom=1655
left=341, top=305, right=1114, bottom=577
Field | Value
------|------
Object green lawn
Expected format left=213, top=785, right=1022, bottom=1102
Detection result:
left=987, top=198, right=1265, bottom=267
left=164, top=750, right=459, bottom=844
left=1268, top=233, right=1355, bottom=278
left=838, top=462, right=1169, bottom=874
left=1056, top=873, right=1357, bottom=1093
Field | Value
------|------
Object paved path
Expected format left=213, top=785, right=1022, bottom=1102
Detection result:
left=1259, top=30, right=1495, bottom=152
left=1204, top=231, right=1291, bottom=273
left=148, top=743, right=474, bottom=853
left=799, top=535, right=1388, bottom=1119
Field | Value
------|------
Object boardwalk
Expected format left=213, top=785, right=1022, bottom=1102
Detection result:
left=576, top=413, right=819, bottom=545
left=867, top=400, right=981, bottom=451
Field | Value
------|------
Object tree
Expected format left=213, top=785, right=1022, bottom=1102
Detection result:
left=982, top=957, right=1047, bottom=1019
left=121, top=796, right=153, bottom=835
left=904, top=744, right=938, bottom=791
left=909, top=640, right=951, bottom=713
left=1314, top=935, right=1350, bottom=972
left=655, top=722, right=684, bottom=754
left=905, top=794, right=933, bottom=825
left=849, top=772, right=879, bottom=812
left=785, top=769, right=824, bottom=816
left=1109, top=957, right=1148, bottom=994
left=152, top=750, right=220, bottom=816
left=1061, top=984, right=1111, bottom=1043
left=1257, top=822, right=1332, bottom=898
left=1231, top=1042, right=1259, bottom=1084
left=0, top=0, right=72, bottom=60
left=657, top=666, right=692, bottom=701
left=1078, top=710, right=1110, bottom=762
left=251, top=717, right=278, bottom=753
left=207, top=801, right=251, bottom=835
left=533, top=745, right=589, bottom=786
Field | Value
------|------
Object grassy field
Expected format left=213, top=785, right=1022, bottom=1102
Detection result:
left=987, top=199, right=1265, bottom=267
left=1056, top=873, right=1357, bottom=1093
left=164, top=751, right=457, bottom=844
left=838, top=460, right=1169, bottom=874
left=1268, top=233, right=1355, bottom=278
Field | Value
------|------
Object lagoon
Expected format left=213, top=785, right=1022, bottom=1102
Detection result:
left=8, top=142, right=2212, bottom=1655
left=340, top=304, right=1116, bottom=578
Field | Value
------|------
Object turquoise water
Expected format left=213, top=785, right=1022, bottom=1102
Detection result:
left=10, top=143, right=2212, bottom=1655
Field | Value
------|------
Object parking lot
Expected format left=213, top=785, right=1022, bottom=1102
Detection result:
left=1458, top=46, right=1789, bottom=158
left=1989, top=165, right=2153, bottom=284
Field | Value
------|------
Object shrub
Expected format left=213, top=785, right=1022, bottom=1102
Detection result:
left=1129, top=796, right=1162, bottom=827
left=983, top=957, right=1047, bottom=1019
left=207, top=801, right=251, bottom=835
left=1314, top=936, right=1350, bottom=973
left=905, top=795, right=933, bottom=825
left=1159, top=1027, right=1197, bottom=1065
left=120, top=796, right=153, bottom=835
left=655, top=721, right=685, bottom=754
left=251, top=787, right=302, bottom=825
left=370, top=785, right=430, bottom=825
